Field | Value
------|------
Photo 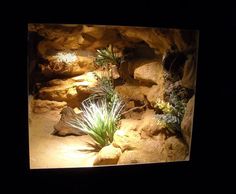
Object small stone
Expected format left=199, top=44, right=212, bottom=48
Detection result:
left=93, top=145, right=122, bottom=165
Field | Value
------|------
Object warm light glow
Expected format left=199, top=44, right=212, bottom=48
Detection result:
left=55, top=52, right=78, bottom=63
left=116, top=130, right=126, bottom=136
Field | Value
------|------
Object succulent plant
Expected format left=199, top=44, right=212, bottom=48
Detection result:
left=155, top=91, right=186, bottom=134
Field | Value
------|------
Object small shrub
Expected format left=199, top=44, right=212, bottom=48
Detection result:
left=95, top=44, right=124, bottom=67
left=155, top=92, right=186, bottom=134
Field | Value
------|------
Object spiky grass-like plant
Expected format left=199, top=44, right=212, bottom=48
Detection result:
left=89, top=73, right=119, bottom=110
left=80, top=98, right=124, bottom=148
left=65, top=98, right=124, bottom=148
left=95, top=44, right=124, bottom=67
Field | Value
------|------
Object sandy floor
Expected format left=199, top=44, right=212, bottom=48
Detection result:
left=29, top=110, right=98, bottom=169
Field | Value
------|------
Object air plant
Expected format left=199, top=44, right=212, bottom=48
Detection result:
left=65, top=98, right=124, bottom=148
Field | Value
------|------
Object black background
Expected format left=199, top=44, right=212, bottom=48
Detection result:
left=4, top=1, right=235, bottom=193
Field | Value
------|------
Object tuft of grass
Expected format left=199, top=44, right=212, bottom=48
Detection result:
left=65, top=98, right=124, bottom=148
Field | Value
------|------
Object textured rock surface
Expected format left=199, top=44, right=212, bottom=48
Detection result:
left=113, top=109, right=188, bottom=164
left=181, top=95, right=195, bottom=146
left=181, top=54, right=197, bottom=89
left=119, top=109, right=162, bottom=138
left=29, top=24, right=192, bottom=57
left=113, top=129, right=142, bottom=152
left=115, top=83, right=164, bottom=106
left=134, top=60, right=163, bottom=85
left=39, top=52, right=95, bottom=77
left=93, top=145, right=122, bottom=165
left=28, top=24, right=197, bottom=167
left=53, top=107, right=86, bottom=136
left=32, top=99, right=67, bottom=113
left=138, top=109, right=163, bottom=137
left=117, top=134, right=188, bottom=164
left=115, top=84, right=149, bottom=102
left=38, top=72, right=98, bottom=107
left=146, top=84, right=165, bottom=105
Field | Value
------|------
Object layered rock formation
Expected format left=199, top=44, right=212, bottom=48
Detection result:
left=28, top=24, right=198, bottom=166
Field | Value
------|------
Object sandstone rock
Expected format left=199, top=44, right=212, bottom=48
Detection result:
left=117, top=134, right=188, bottom=164
left=118, top=150, right=161, bottom=164
left=39, top=51, right=96, bottom=77
left=119, top=27, right=172, bottom=55
left=146, top=85, right=165, bottom=105
left=117, top=134, right=166, bottom=164
left=138, top=109, right=162, bottom=137
left=115, top=84, right=149, bottom=102
left=119, top=109, right=162, bottom=138
left=32, top=99, right=67, bottom=113
left=181, top=95, right=195, bottom=146
left=82, top=25, right=106, bottom=40
left=32, top=24, right=195, bottom=59
left=119, top=119, right=140, bottom=131
left=134, top=60, right=163, bottom=85
left=93, top=145, right=122, bottom=165
left=52, top=107, right=86, bottom=136
left=112, top=129, right=141, bottom=152
left=181, top=54, right=197, bottom=90
left=164, top=136, right=189, bottom=161
left=115, top=83, right=164, bottom=107
left=38, top=72, right=98, bottom=107
left=29, top=24, right=83, bottom=40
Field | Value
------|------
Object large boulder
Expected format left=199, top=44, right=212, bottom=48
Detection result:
left=146, top=85, right=165, bottom=105
left=181, top=95, right=195, bottom=146
left=93, top=145, right=122, bottom=165
left=133, top=60, right=163, bottom=85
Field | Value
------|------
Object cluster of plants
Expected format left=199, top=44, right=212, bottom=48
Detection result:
left=65, top=45, right=124, bottom=148
left=155, top=91, right=186, bottom=134
left=95, top=44, right=124, bottom=68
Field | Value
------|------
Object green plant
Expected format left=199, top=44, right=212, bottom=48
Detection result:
left=155, top=91, right=186, bottom=134
left=90, top=73, right=119, bottom=110
left=95, top=44, right=124, bottom=81
left=95, top=44, right=124, bottom=67
left=63, top=45, right=125, bottom=148
left=66, top=98, right=124, bottom=148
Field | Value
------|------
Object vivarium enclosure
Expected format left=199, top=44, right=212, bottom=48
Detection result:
left=28, top=24, right=199, bottom=169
